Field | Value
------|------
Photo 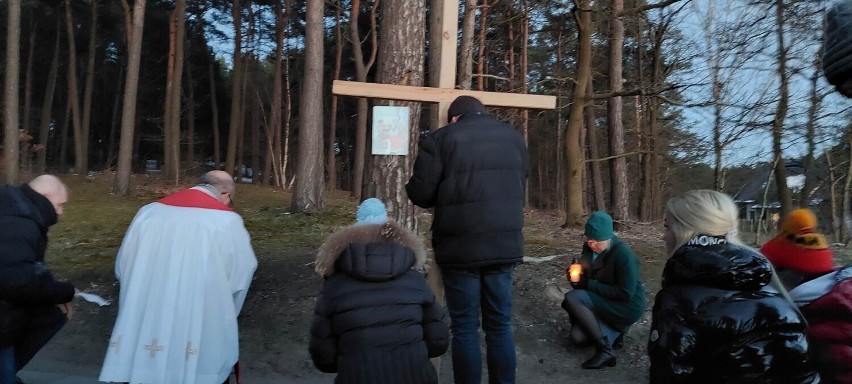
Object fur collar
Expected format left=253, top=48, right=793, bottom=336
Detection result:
left=315, top=221, right=427, bottom=277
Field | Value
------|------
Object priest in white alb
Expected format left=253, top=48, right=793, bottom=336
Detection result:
left=99, top=170, right=257, bottom=384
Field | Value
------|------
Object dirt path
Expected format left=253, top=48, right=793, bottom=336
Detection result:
left=20, top=245, right=653, bottom=383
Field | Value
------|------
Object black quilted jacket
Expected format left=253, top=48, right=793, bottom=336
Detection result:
left=405, top=112, right=529, bottom=268
left=309, top=222, right=449, bottom=384
left=648, top=242, right=819, bottom=384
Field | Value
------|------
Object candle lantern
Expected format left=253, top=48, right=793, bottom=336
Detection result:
left=567, top=257, right=583, bottom=283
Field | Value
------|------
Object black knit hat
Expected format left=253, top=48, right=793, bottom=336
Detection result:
left=447, top=96, right=486, bottom=123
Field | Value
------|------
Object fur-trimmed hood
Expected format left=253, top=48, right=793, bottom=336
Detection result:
left=315, top=221, right=427, bottom=278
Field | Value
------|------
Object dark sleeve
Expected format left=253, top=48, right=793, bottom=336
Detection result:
left=0, top=223, right=75, bottom=306
left=647, top=289, right=699, bottom=384
left=7, top=271, right=75, bottom=306
left=308, top=285, right=338, bottom=373
left=588, top=245, right=639, bottom=302
left=422, top=293, right=449, bottom=358
left=405, top=135, right=443, bottom=209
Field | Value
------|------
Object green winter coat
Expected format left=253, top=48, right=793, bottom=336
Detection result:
left=580, top=236, right=646, bottom=330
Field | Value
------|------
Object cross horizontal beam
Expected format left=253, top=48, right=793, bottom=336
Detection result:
left=332, top=80, right=557, bottom=110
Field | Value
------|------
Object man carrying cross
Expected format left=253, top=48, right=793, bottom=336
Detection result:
left=406, top=96, right=529, bottom=384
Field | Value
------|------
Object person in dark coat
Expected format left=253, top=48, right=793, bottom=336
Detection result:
left=0, top=175, right=76, bottom=384
left=308, top=198, right=449, bottom=384
left=761, top=208, right=852, bottom=384
left=405, top=95, right=529, bottom=384
left=649, top=190, right=819, bottom=383
left=823, top=0, right=852, bottom=97
left=561, top=211, right=645, bottom=369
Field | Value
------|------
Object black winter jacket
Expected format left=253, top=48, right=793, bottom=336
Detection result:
left=0, top=185, right=75, bottom=347
left=406, top=112, right=529, bottom=268
left=309, top=221, right=449, bottom=384
left=648, top=241, right=819, bottom=384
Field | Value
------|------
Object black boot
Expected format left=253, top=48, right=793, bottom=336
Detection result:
left=581, top=337, right=616, bottom=369
left=613, top=333, right=624, bottom=350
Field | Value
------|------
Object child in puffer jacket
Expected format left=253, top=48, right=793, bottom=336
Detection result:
left=308, top=198, right=449, bottom=384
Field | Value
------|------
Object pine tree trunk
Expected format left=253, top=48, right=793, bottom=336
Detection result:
left=563, top=0, right=592, bottom=227
left=608, top=0, right=629, bottom=226
left=348, top=0, right=378, bottom=199
left=4, top=0, right=21, bottom=184
left=327, top=0, right=343, bottom=191
left=371, top=0, right=426, bottom=229
left=21, top=15, right=36, bottom=176
left=458, top=0, right=476, bottom=89
left=226, top=0, right=243, bottom=176
left=80, top=0, right=97, bottom=174
left=38, top=16, right=61, bottom=174
left=64, top=0, right=84, bottom=175
left=113, top=0, right=146, bottom=195
left=290, top=0, right=326, bottom=212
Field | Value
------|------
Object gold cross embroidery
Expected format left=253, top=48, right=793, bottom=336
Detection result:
left=144, top=338, right=164, bottom=358
left=109, top=335, right=122, bottom=354
left=185, top=342, right=198, bottom=360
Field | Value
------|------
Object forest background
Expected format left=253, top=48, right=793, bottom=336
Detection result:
left=1, top=0, right=852, bottom=236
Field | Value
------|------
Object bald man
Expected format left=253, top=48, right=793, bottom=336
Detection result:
left=100, top=171, right=257, bottom=384
left=0, top=175, right=76, bottom=383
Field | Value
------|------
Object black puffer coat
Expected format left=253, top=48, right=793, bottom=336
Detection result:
left=648, top=242, right=819, bottom=384
left=309, top=221, right=449, bottom=384
left=0, top=185, right=75, bottom=347
left=406, top=112, right=529, bottom=268
left=823, top=0, right=852, bottom=97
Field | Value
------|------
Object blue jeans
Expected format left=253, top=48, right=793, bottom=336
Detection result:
left=0, top=348, right=14, bottom=384
left=442, top=264, right=516, bottom=384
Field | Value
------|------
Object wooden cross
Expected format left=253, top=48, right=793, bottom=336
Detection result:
left=332, top=0, right=556, bottom=125
left=332, top=0, right=556, bottom=376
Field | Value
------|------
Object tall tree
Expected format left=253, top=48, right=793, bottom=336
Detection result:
left=608, top=0, right=629, bottom=225
left=162, top=0, right=186, bottom=182
left=226, top=0, right=244, bottom=175
left=771, top=0, right=792, bottom=217
left=4, top=0, right=21, bottom=184
left=64, top=0, right=84, bottom=174
left=80, top=0, right=98, bottom=174
left=458, top=0, right=476, bottom=89
left=21, top=13, right=36, bottom=174
left=563, top=0, right=592, bottom=227
left=327, top=0, right=344, bottom=190
left=290, top=0, right=325, bottom=213
left=372, top=0, right=426, bottom=228
left=38, top=14, right=62, bottom=174
left=113, top=0, right=146, bottom=195
left=348, top=0, right=379, bottom=199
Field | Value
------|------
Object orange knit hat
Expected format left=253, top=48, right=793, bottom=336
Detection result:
left=781, top=208, right=818, bottom=236
left=760, top=208, right=834, bottom=275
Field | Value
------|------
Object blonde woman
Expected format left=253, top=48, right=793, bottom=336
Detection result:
left=648, top=190, right=819, bottom=383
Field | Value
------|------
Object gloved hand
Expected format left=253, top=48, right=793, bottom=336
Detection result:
left=570, top=274, right=589, bottom=290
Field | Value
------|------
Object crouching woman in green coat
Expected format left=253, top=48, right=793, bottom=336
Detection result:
left=561, top=211, right=646, bottom=370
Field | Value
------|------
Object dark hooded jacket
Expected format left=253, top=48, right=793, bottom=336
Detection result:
left=0, top=184, right=75, bottom=347
left=309, top=221, right=449, bottom=384
left=648, top=241, right=819, bottom=384
left=405, top=112, right=529, bottom=268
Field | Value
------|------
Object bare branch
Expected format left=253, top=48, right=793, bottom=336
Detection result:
left=620, top=0, right=690, bottom=16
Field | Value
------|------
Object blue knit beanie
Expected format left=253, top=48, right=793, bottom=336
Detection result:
left=356, top=198, right=388, bottom=225
left=585, top=211, right=614, bottom=240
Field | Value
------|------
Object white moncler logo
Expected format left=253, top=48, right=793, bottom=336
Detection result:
left=686, top=235, right=728, bottom=246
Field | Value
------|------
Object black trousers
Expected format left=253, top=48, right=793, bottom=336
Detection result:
left=0, top=304, right=67, bottom=383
